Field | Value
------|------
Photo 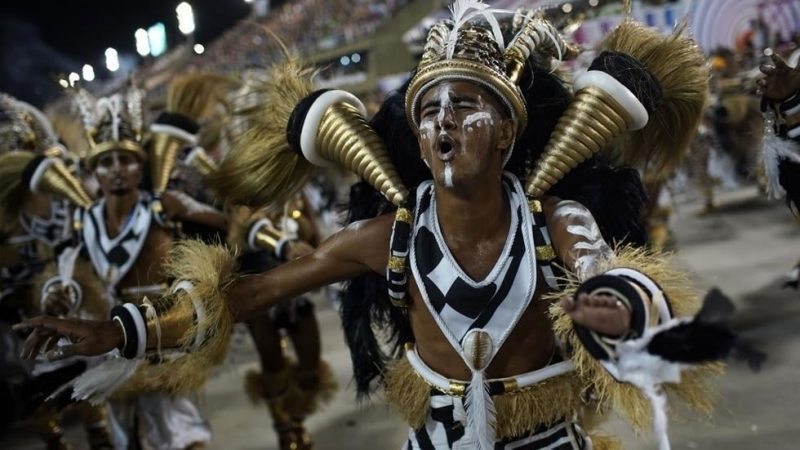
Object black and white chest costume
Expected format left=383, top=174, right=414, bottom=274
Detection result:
left=75, top=192, right=155, bottom=288
left=408, top=173, right=569, bottom=448
left=411, top=174, right=538, bottom=359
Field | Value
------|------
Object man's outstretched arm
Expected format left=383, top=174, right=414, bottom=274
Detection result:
left=15, top=213, right=393, bottom=360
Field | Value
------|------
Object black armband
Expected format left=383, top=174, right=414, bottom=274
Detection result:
left=111, top=304, right=148, bottom=359
left=572, top=273, right=650, bottom=361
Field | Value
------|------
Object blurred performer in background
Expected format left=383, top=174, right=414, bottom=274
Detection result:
left=0, top=94, right=114, bottom=450
left=15, top=3, right=735, bottom=450
left=227, top=198, right=335, bottom=450
left=184, top=74, right=337, bottom=449
left=759, top=53, right=800, bottom=288
left=29, top=80, right=228, bottom=450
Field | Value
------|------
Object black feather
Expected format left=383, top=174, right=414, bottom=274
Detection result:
left=647, top=288, right=737, bottom=364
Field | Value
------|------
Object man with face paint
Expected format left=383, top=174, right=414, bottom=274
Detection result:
left=28, top=91, right=228, bottom=450
left=0, top=95, right=115, bottom=450
left=17, top=5, right=726, bottom=450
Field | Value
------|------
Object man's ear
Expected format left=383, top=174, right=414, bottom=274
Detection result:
left=497, top=118, right=515, bottom=152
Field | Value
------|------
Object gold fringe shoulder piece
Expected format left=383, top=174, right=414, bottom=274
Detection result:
left=114, top=240, right=240, bottom=397
left=547, top=245, right=723, bottom=433
left=210, top=60, right=316, bottom=208
left=32, top=259, right=107, bottom=320
left=382, top=356, right=583, bottom=440
left=602, top=20, right=708, bottom=179
left=0, top=151, right=35, bottom=218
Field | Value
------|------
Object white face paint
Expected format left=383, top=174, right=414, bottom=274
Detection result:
left=94, top=152, right=139, bottom=175
left=443, top=162, right=454, bottom=187
left=435, top=85, right=454, bottom=129
left=462, top=111, right=493, bottom=129
left=553, top=200, right=614, bottom=281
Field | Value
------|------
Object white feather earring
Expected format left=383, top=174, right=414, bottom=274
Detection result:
left=761, top=109, right=800, bottom=199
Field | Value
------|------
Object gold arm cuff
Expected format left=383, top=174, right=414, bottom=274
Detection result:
left=387, top=256, right=407, bottom=272
left=528, top=199, right=542, bottom=213
left=253, top=225, right=285, bottom=252
left=145, top=299, right=194, bottom=349
left=535, top=245, right=556, bottom=261
left=395, top=207, right=412, bottom=224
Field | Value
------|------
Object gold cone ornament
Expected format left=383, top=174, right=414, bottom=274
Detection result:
left=527, top=19, right=708, bottom=197
left=149, top=73, right=233, bottom=196
left=185, top=147, right=218, bottom=178
left=310, top=98, right=407, bottom=207
left=526, top=84, right=642, bottom=198
left=30, top=157, right=93, bottom=209
left=213, top=59, right=408, bottom=208
left=149, top=131, right=187, bottom=195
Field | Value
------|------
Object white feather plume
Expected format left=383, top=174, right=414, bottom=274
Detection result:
left=126, top=86, right=145, bottom=137
left=95, top=95, right=124, bottom=142
left=73, top=89, right=97, bottom=130
left=761, top=133, right=800, bottom=199
left=465, top=370, right=496, bottom=450
left=70, top=354, right=141, bottom=404
left=446, top=0, right=506, bottom=59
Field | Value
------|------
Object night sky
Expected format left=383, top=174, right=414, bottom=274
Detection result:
left=0, top=0, right=259, bottom=106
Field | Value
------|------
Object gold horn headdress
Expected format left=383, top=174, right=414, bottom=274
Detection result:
left=527, top=20, right=708, bottom=197
left=405, top=1, right=579, bottom=141
left=149, top=73, right=233, bottom=197
left=73, top=87, right=147, bottom=169
left=0, top=152, right=92, bottom=220
left=211, top=55, right=407, bottom=208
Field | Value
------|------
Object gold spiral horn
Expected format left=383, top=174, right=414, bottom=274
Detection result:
left=185, top=147, right=218, bottom=178
left=505, top=16, right=580, bottom=84
left=527, top=77, right=645, bottom=198
left=149, top=131, right=187, bottom=195
left=30, top=157, right=93, bottom=208
left=313, top=100, right=407, bottom=207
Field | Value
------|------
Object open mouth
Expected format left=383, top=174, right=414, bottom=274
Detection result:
left=436, top=134, right=456, bottom=162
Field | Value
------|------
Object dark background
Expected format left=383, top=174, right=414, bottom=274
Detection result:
left=0, top=0, right=288, bottom=106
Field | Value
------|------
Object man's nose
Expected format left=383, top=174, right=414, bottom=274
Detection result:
left=435, top=107, right=457, bottom=131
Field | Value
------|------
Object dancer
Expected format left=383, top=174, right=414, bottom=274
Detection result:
left=759, top=53, right=800, bottom=288
left=18, top=6, right=728, bottom=449
left=0, top=94, right=113, bottom=450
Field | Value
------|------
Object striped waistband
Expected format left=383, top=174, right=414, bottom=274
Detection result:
left=404, top=344, right=574, bottom=397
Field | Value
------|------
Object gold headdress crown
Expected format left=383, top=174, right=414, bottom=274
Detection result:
left=73, top=88, right=147, bottom=168
left=0, top=152, right=92, bottom=220
left=406, top=1, right=578, bottom=138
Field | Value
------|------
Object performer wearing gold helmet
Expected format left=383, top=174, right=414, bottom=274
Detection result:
left=0, top=93, right=112, bottom=450
left=16, top=2, right=734, bottom=449
left=28, top=80, right=229, bottom=450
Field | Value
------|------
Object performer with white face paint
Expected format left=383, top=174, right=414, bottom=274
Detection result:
left=17, top=3, right=732, bottom=450
left=26, top=86, right=228, bottom=450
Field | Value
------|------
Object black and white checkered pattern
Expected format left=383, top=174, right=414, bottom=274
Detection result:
left=78, top=192, right=153, bottom=286
left=410, top=174, right=537, bottom=352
